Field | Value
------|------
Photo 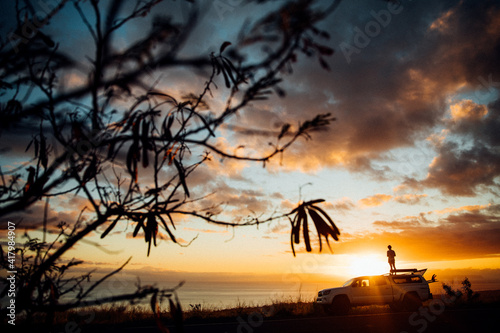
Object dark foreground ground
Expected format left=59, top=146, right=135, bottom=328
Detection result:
left=7, top=291, right=500, bottom=332
left=85, top=306, right=499, bottom=333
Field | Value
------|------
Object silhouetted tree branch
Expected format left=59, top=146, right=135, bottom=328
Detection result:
left=0, top=0, right=344, bottom=326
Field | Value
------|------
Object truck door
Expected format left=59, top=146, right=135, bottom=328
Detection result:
left=350, top=277, right=371, bottom=304
left=368, top=276, right=393, bottom=303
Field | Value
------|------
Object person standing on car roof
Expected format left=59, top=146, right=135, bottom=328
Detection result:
left=387, top=245, right=396, bottom=273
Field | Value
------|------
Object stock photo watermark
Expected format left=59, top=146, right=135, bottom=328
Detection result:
left=233, top=254, right=326, bottom=333
left=5, top=221, right=17, bottom=326
left=402, top=292, right=460, bottom=333
left=475, top=74, right=500, bottom=102
left=8, top=0, right=64, bottom=53
left=213, top=0, right=245, bottom=21
left=339, top=0, right=409, bottom=64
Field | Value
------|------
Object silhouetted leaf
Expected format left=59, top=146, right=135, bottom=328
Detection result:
left=107, top=141, right=116, bottom=159
left=221, top=59, right=238, bottom=89
left=294, top=207, right=303, bottom=244
left=25, top=166, right=36, bottom=193
left=40, top=135, right=48, bottom=169
left=307, top=206, right=340, bottom=253
left=316, top=44, right=334, bottom=55
left=278, top=123, right=291, bottom=140
left=290, top=199, right=324, bottom=214
left=319, top=57, right=330, bottom=71
left=133, top=217, right=145, bottom=238
left=122, top=113, right=138, bottom=133
left=126, top=142, right=140, bottom=183
left=142, top=120, right=150, bottom=168
left=289, top=216, right=296, bottom=256
left=166, top=143, right=180, bottom=165
left=173, top=158, right=190, bottom=197
left=219, top=41, right=231, bottom=54
left=132, top=118, right=141, bottom=140
left=25, top=139, right=33, bottom=152
left=274, top=86, right=286, bottom=97
left=320, top=30, right=330, bottom=39
left=301, top=207, right=312, bottom=252
left=38, top=31, right=55, bottom=48
left=158, top=215, right=177, bottom=243
left=310, top=205, right=340, bottom=239
left=146, top=214, right=158, bottom=256
left=82, top=155, right=97, bottom=183
left=101, top=215, right=121, bottom=239
left=166, top=212, right=177, bottom=230
left=162, top=114, right=174, bottom=140
left=220, top=63, right=231, bottom=88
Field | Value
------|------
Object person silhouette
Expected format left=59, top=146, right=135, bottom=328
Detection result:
left=387, top=245, right=396, bottom=273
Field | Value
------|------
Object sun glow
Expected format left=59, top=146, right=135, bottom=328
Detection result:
left=348, top=254, right=388, bottom=277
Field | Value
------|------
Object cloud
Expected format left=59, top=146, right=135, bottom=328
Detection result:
left=450, top=100, right=489, bottom=121
left=202, top=137, right=250, bottom=181
left=3, top=0, right=499, bottom=205
left=186, top=181, right=273, bottom=222
left=266, top=221, right=289, bottom=235
left=1, top=194, right=91, bottom=233
left=429, top=4, right=458, bottom=33
left=358, top=193, right=393, bottom=207
left=421, top=99, right=500, bottom=196
left=394, top=194, right=428, bottom=205
left=331, top=197, right=356, bottom=211
left=354, top=192, right=428, bottom=208
left=216, top=0, right=500, bottom=192
left=346, top=205, right=500, bottom=261
left=434, top=204, right=493, bottom=215
left=372, top=220, right=421, bottom=230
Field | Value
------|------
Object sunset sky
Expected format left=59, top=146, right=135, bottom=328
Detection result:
left=1, top=0, right=500, bottom=295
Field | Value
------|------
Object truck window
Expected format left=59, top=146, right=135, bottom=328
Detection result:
left=352, top=278, right=370, bottom=287
left=371, top=276, right=387, bottom=286
left=342, top=278, right=354, bottom=287
left=392, top=276, right=423, bottom=284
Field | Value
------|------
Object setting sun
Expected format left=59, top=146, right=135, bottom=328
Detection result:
left=348, top=254, right=388, bottom=277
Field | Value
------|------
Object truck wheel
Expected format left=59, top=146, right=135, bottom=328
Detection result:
left=327, top=296, right=350, bottom=316
left=403, top=293, right=422, bottom=311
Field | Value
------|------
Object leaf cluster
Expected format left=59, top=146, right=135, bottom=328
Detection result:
left=289, top=199, right=340, bottom=256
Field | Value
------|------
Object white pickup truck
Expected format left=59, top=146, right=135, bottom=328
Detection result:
left=317, top=269, right=435, bottom=314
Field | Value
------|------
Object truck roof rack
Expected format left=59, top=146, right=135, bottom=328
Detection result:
left=388, top=268, right=427, bottom=276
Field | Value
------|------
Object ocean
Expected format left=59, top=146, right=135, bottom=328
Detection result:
left=61, top=278, right=329, bottom=310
